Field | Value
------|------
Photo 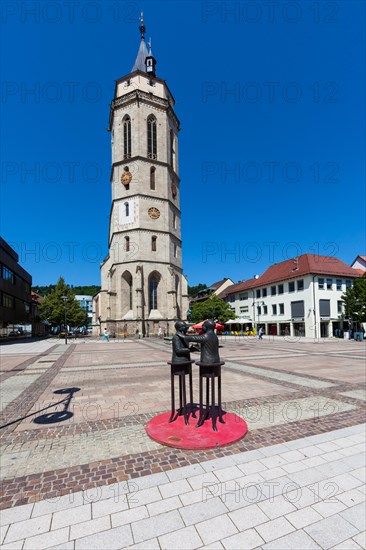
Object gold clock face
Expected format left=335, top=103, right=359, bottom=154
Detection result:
left=121, top=172, right=132, bottom=186
left=148, top=207, right=160, bottom=219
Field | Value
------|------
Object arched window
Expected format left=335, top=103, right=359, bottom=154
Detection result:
left=125, top=236, right=130, bottom=252
left=147, top=115, right=157, bottom=159
left=122, top=271, right=133, bottom=311
left=149, top=274, right=159, bottom=310
left=123, top=115, right=131, bottom=159
left=170, top=129, right=174, bottom=167
left=151, top=236, right=157, bottom=252
left=150, top=166, right=156, bottom=190
left=124, top=202, right=129, bottom=216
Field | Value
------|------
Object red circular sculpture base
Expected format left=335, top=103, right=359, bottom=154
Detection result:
left=146, top=412, right=248, bottom=450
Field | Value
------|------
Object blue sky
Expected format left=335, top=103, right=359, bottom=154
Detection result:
left=1, top=1, right=365, bottom=287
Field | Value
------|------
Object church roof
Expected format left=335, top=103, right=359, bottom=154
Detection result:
left=131, top=38, right=149, bottom=73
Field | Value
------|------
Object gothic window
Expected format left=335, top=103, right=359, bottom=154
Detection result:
left=124, top=202, right=129, bottom=217
left=123, top=115, right=131, bottom=159
left=152, top=236, right=157, bottom=252
left=150, top=166, right=156, bottom=190
left=169, top=130, right=174, bottom=167
left=122, top=271, right=133, bottom=311
left=149, top=274, right=159, bottom=310
left=173, top=213, right=176, bottom=229
left=125, top=236, right=130, bottom=252
left=147, top=115, right=157, bottom=159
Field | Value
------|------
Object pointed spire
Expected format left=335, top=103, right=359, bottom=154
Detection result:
left=131, top=14, right=157, bottom=77
left=131, top=12, right=148, bottom=72
left=148, top=38, right=153, bottom=57
left=139, top=12, right=145, bottom=41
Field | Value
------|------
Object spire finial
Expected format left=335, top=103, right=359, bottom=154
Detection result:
left=139, top=11, right=145, bottom=41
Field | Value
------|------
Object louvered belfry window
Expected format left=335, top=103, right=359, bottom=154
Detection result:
left=123, top=115, right=131, bottom=159
left=147, top=115, right=157, bottom=159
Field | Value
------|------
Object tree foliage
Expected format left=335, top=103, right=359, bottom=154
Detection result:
left=342, top=276, right=366, bottom=327
left=190, top=294, right=236, bottom=324
left=33, top=284, right=100, bottom=297
left=38, top=277, right=88, bottom=327
left=188, top=283, right=208, bottom=298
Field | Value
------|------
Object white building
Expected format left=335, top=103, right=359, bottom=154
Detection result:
left=220, top=254, right=361, bottom=338
left=74, top=295, right=93, bottom=327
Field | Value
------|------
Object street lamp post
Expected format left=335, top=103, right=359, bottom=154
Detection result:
left=61, top=295, right=68, bottom=344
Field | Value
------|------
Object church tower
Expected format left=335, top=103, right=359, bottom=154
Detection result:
left=94, top=15, right=189, bottom=336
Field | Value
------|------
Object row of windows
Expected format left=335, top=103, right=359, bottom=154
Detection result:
left=124, top=236, right=178, bottom=257
left=251, top=300, right=345, bottom=317
left=122, top=115, right=175, bottom=165
left=1, top=265, right=15, bottom=283
left=236, top=277, right=352, bottom=302
left=257, top=303, right=285, bottom=316
left=318, top=278, right=352, bottom=290
left=255, top=280, right=304, bottom=298
left=0, top=265, right=31, bottom=293
left=0, top=292, right=31, bottom=311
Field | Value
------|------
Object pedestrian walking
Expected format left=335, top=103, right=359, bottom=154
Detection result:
left=158, top=327, right=162, bottom=338
left=102, top=328, right=110, bottom=342
left=258, top=327, right=264, bottom=340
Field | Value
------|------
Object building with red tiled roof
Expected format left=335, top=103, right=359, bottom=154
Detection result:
left=220, top=254, right=361, bottom=339
left=351, top=255, right=366, bottom=273
left=190, top=278, right=234, bottom=303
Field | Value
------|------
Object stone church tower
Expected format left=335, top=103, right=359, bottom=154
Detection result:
left=93, top=16, right=189, bottom=336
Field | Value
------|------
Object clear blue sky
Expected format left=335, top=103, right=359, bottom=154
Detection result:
left=1, top=1, right=365, bottom=287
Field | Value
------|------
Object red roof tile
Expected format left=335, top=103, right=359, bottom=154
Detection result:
left=224, top=254, right=360, bottom=296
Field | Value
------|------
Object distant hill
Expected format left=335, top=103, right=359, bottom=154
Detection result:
left=32, top=285, right=101, bottom=297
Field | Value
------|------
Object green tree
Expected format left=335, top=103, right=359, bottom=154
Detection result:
left=342, top=276, right=366, bottom=329
left=191, top=294, right=236, bottom=324
left=188, top=283, right=208, bottom=298
left=38, top=277, right=88, bottom=327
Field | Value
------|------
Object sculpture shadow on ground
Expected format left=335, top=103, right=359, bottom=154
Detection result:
left=33, top=387, right=80, bottom=425
left=0, top=387, right=80, bottom=429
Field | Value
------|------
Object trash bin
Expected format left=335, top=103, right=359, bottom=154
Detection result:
left=354, top=331, right=364, bottom=342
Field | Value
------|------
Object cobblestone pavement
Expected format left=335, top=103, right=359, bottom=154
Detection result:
left=0, top=336, right=365, bottom=549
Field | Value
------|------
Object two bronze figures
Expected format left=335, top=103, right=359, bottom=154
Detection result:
left=168, top=320, right=225, bottom=432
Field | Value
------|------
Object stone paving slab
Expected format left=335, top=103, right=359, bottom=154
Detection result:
left=0, top=337, right=365, bottom=549
left=0, top=424, right=365, bottom=549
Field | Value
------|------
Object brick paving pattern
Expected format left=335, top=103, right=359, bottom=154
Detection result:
left=0, top=336, right=365, bottom=549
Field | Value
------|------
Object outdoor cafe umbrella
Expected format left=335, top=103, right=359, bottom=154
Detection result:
left=191, top=320, right=225, bottom=330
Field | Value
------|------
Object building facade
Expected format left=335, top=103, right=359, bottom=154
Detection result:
left=74, top=295, right=93, bottom=327
left=0, top=237, right=32, bottom=337
left=220, top=254, right=361, bottom=338
left=93, top=17, right=189, bottom=336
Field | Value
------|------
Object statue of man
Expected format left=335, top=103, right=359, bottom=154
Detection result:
left=178, top=319, right=221, bottom=364
left=171, top=321, right=191, bottom=363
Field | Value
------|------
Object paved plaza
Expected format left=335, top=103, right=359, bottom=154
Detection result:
left=0, top=335, right=365, bottom=549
